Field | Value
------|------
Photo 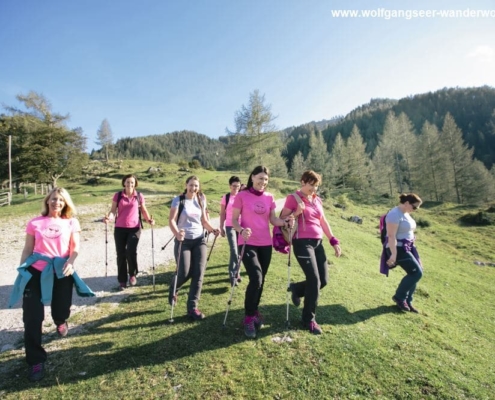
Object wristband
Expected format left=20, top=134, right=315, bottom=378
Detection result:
left=330, top=237, right=340, bottom=246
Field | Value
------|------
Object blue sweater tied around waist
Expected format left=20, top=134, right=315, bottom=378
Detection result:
left=8, top=253, right=95, bottom=308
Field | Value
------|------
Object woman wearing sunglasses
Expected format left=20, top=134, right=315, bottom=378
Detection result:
left=385, top=193, right=423, bottom=313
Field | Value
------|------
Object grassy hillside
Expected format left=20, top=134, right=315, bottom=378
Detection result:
left=1, top=161, right=494, bottom=399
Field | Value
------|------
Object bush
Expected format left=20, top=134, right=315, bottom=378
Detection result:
left=336, top=194, right=350, bottom=208
left=416, top=218, right=431, bottom=228
left=459, top=211, right=494, bottom=226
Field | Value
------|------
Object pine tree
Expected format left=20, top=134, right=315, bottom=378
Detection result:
left=290, top=151, right=307, bottom=181
left=463, top=159, right=495, bottom=203
left=410, top=121, right=447, bottom=201
left=307, top=129, right=329, bottom=179
left=346, top=124, right=370, bottom=190
left=96, top=119, right=114, bottom=162
left=2, top=92, right=87, bottom=186
left=440, top=113, right=475, bottom=203
left=226, top=90, right=283, bottom=172
left=397, top=113, right=416, bottom=188
left=372, top=111, right=405, bottom=194
left=371, top=145, right=396, bottom=196
left=328, top=133, right=348, bottom=188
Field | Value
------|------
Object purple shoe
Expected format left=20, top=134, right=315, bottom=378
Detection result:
left=243, top=315, right=257, bottom=339
left=392, top=295, right=410, bottom=312
left=188, top=308, right=205, bottom=321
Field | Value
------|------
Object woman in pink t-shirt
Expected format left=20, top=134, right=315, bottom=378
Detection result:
left=104, top=174, right=154, bottom=290
left=19, top=187, right=80, bottom=382
left=219, top=176, right=242, bottom=286
left=280, top=170, right=342, bottom=335
left=231, top=166, right=294, bottom=339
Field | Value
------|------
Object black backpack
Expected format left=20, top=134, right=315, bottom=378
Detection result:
left=176, top=193, right=208, bottom=238
left=176, top=194, right=186, bottom=222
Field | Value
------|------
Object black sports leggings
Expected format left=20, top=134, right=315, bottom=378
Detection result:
left=240, top=245, right=272, bottom=316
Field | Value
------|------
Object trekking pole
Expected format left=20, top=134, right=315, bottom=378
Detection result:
left=222, top=243, right=246, bottom=328
left=105, top=213, right=108, bottom=278
left=151, top=215, right=155, bottom=292
left=169, top=232, right=184, bottom=324
left=161, top=236, right=174, bottom=251
left=285, top=227, right=293, bottom=329
left=207, top=233, right=218, bottom=262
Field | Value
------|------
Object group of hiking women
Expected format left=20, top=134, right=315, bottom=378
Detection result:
left=10, top=167, right=423, bottom=382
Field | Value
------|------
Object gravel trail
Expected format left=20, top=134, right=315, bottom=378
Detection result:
left=0, top=198, right=284, bottom=353
left=0, top=204, right=181, bottom=352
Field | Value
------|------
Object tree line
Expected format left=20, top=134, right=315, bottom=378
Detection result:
left=1, top=87, right=494, bottom=204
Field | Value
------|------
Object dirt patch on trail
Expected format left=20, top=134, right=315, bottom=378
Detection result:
left=0, top=204, right=179, bottom=353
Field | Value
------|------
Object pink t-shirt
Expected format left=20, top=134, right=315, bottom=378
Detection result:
left=283, top=191, right=324, bottom=239
left=233, top=190, right=276, bottom=246
left=113, top=191, right=145, bottom=228
left=220, top=193, right=239, bottom=227
left=26, top=216, right=81, bottom=271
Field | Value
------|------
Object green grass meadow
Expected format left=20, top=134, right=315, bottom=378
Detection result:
left=0, top=163, right=494, bottom=399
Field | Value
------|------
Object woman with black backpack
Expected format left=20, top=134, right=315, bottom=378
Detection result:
left=103, top=174, right=154, bottom=290
left=168, top=175, right=219, bottom=321
left=220, top=176, right=242, bottom=286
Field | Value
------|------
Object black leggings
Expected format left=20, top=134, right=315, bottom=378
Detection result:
left=291, top=239, right=329, bottom=323
left=114, top=227, right=141, bottom=283
left=23, top=267, right=74, bottom=365
left=240, top=245, right=272, bottom=316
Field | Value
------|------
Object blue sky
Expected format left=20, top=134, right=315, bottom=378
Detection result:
left=1, top=0, right=494, bottom=152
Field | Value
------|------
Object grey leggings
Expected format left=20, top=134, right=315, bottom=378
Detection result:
left=225, top=226, right=239, bottom=276
left=169, top=236, right=207, bottom=312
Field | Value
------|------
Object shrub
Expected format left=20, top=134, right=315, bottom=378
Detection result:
left=416, top=218, right=431, bottom=228
left=459, top=211, right=494, bottom=226
left=336, top=194, right=350, bottom=208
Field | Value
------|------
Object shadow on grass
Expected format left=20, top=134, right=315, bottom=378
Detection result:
left=0, top=292, right=400, bottom=392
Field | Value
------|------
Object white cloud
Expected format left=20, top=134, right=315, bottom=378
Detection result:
left=466, top=45, right=495, bottom=62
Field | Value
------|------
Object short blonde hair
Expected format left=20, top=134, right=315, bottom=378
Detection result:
left=41, top=187, right=77, bottom=218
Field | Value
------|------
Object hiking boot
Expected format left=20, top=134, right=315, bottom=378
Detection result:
left=392, top=295, right=410, bottom=312
left=169, top=291, right=178, bottom=306
left=288, top=283, right=301, bottom=307
left=27, top=362, right=45, bottom=382
left=407, top=302, right=419, bottom=313
left=129, top=275, right=137, bottom=286
left=188, top=308, right=205, bottom=321
left=243, top=315, right=257, bottom=339
left=56, top=322, right=68, bottom=337
left=253, top=310, right=264, bottom=330
left=308, top=321, right=323, bottom=335
left=118, top=282, right=127, bottom=291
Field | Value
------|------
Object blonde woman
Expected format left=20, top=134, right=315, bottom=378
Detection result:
left=10, top=187, right=93, bottom=382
